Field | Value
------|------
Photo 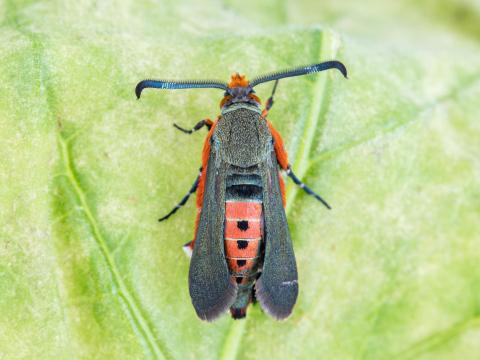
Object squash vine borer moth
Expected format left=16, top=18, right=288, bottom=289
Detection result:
left=135, top=61, right=347, bottom=321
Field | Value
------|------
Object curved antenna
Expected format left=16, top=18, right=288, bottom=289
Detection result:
left=250, top=61, right=347, bottom=87
left=135, top=79, right=228, bottom=99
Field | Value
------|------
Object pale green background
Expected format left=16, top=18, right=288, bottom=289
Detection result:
left=1, top=0, right=480, bottom=359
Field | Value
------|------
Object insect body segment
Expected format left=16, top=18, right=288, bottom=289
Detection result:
left=225, top=200, right=263, bottom=318
left=136, top=60, right=347, bottom=321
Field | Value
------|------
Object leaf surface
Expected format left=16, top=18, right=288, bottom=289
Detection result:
left=1, top=1, right=480, bottom=359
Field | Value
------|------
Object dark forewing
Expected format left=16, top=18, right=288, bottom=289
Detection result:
left=256, top=151, right=298, bottom=319
left=189, top=149, right=237, bottom=321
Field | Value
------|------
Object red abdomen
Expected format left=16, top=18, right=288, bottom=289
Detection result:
left=224, top=201, right=263, bottom=285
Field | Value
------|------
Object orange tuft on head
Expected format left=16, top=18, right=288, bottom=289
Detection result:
left=228, top=73, right=250, bottom=88
left=220, top=73, right=261, bottom=108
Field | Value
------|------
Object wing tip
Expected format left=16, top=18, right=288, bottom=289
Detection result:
left=193, top=279, right=238, bottom=322
left=255, top=277, right=298, bottom=320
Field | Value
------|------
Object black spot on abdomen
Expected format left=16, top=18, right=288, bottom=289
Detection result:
left=237, top=220, right=249, bottom=231
left=237, top=259, right=247, bottom=267
left=237, top=240, right=248, bottom=249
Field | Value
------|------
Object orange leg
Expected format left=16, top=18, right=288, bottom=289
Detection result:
left=266, top=120, right=289, bottom=170
left=265, top=121, right=289, bottom=207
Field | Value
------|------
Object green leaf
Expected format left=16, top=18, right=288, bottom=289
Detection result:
left=1, top=1, right=480, bottom=359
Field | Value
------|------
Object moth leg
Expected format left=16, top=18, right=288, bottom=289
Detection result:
left=286, top=165, right=331, bottom=210
left=158, top=167, right=202, bottom=222
left=173, top=118, right=213, bottom=134
left=261, top=80, right=279, bottom=119
left=265, top=120, right=289, bottom=170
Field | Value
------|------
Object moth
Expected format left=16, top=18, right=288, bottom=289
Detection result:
left=135, top=60, right=347, bottom=321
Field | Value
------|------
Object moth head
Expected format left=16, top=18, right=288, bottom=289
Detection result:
left=219, top=73, right=261, bottom=109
